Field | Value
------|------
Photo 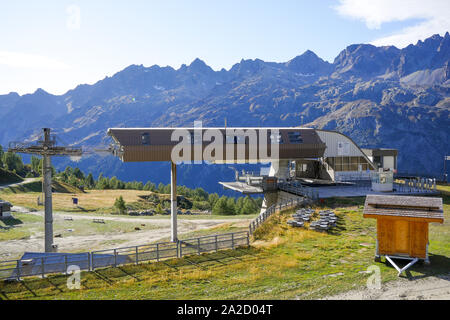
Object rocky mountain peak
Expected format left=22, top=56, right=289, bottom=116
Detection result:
left=286, top=50, right=332, bottom=75
left=186, top=58, right=213, bottom=74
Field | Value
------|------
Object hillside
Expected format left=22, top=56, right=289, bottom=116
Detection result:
left=1, top=191, right=448, bottom=300
left=0, top=168, right=23, bottom=185
left=0, top=179, right=83, bottom=194
left=0, top=33, right=449, bottom=192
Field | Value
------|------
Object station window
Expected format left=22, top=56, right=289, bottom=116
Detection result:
left=288, top=131, right=303, bottom=143
left=189, top=132, right=202, bottom=145
left=141, top=133, right=150, bottom=145
left=327, top=156, right=372, bottom=172
left=270, top=133, right=284, bottom=144
left=226, top=135, right=246, bottom=144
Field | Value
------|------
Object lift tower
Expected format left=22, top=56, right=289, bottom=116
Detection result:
left=8, top=128, right=83, bottom=252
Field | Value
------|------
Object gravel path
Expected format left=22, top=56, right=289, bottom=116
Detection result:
left=323, top=273, right=450, bottom=300
left=0, top=178, right=37, bottom=190
left=1, top=206, right=251, bottom=260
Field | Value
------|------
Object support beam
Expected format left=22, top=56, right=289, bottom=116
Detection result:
left=171, top=161, right=177, bottom=242
left=43, top=154, right=54, bottom=253
left=385, top=256, right=419, bottom=276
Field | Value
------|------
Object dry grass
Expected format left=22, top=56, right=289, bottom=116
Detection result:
left=0, top=189, right=154, bottom=212
left=1, top=193, right=448, bottom=300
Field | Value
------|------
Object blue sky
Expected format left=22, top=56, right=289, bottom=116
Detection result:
left=1, top=0, right=449, bottom=95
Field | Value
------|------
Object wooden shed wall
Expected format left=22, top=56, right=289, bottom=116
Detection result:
left=377, top=218, right=428, bottom=258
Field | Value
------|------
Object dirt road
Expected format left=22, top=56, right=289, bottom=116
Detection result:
left=1, top=206, right=252, bottom=260
left=0, top=178, right=37, bottom=190
left=323, top=273, right=450, bottom=300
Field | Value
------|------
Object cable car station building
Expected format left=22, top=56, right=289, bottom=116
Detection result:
left=107, top=126, right=409, bottom=241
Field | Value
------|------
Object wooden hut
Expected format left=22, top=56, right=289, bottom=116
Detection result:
left=363, top=195, right=444, bottom=274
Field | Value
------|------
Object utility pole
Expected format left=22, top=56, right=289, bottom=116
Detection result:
left=170, top=161, right=177, bottom=242
left=445, top=155, right=450, bottom=183
left=8, top=128, right=82, bottom=252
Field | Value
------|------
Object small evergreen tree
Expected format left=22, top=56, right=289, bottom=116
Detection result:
left=31, top=156, right=40, bottom=174
left=226, top=197, right=236, bottom=215
left=85, top=173, right=95, bottom=189
left=235, top=197, right=245, bottom=215
left=73, top=167, right=84, bottom=180
left=114, top=196, right=127, bottom=215
left=208, top=193, right=219, bottom=208
left=155, top=203, right=164, bottom=214
left=212, top=196, right=230, bottom=215
left=241, top=196, right=259, bottom=215
left=0, top=145, right=4, bottom=168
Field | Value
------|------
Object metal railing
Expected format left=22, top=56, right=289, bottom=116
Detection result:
left=0, top=231, right=249, bottom=281
left=249, top=197, right=309, bottom=235
left=393, top=177, right=437, bottom=194
left=278, top=181, right=319, bottom=200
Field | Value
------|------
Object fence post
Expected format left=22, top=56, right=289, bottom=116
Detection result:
left=64, top=255, right=68, bottom=274
left=197, top=238, right=201, bottom=255
left=16, top=260, right=21, bottom=281
left=41, top=257, right=45, bottom=278
left=114, top=249, right=117, bottom=267
left=156, top=243, right=160, bottom=261
left=231, top=233, right=235, bottom=250
left=135, top=246, right=139, bottom=265
left=179, top=242, right=183, bottom=258
left=88, top=252, right=92, bottom=271
left=246, top=232, right=250, bottom=246
left=215, top=235, right=218, bottom=252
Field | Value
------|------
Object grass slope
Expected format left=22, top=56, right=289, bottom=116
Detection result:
left=0, top=168, right=23, bottom=185
left=1, top=191, right=448, bottom=300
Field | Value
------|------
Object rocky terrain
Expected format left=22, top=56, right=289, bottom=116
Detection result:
left=0, top=33, right=449, bottom=192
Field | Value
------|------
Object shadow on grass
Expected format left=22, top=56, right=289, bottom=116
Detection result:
left=317, top=197, right=365, bottom=209
left=383, top=254, right=450, bottom=281
left=327, top=218, right=347, bottom=236
left=0, top=216, right=23, bottom=227
left=0, top=246, right=262, bottom=299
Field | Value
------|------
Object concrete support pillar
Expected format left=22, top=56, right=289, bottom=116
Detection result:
left=170, top=161, right=177, bottom=242
left=260, top=192, right=278, bottom=214
left=269, top=160, right=290, bottom=181
left=43, top=154, right=54, bottom=253
left=261, top=160, right=291, bottom=214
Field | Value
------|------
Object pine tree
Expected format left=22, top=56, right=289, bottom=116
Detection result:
left=226, top=197, right=236, bottom=215
left=109, top=176, right=119, bottom=189
left=0, top=145, right=3, bottom=168
left=208, top=193, right=219, bottom=208
left=114, top=196, right=127, bottom=215
left=235, top=197, right=245, bottom=215
left=241, top=196, right=259, bottom=215
left=3, top=152, right=24, bottom=173
left=155, top=203, right=164, bottom=214
left=73, top=167, right=84, bottom=180
left=212, top=196, right=229, bottom=215
left=31, top=156, right=40, bottom=175
left=85, top=173, right=95, bottom=189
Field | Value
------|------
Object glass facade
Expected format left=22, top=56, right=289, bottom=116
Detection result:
left=325, top=156, right=372, bottom=172
left=141, top=133, right=150, bottom=145
left=287, top=131, right=303, bottom=143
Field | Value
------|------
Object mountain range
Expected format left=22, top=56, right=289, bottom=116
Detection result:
left=1, top=32, right=449, bottom=193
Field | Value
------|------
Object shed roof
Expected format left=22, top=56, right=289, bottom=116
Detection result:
left=363, top=195, right=444, bottom=223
